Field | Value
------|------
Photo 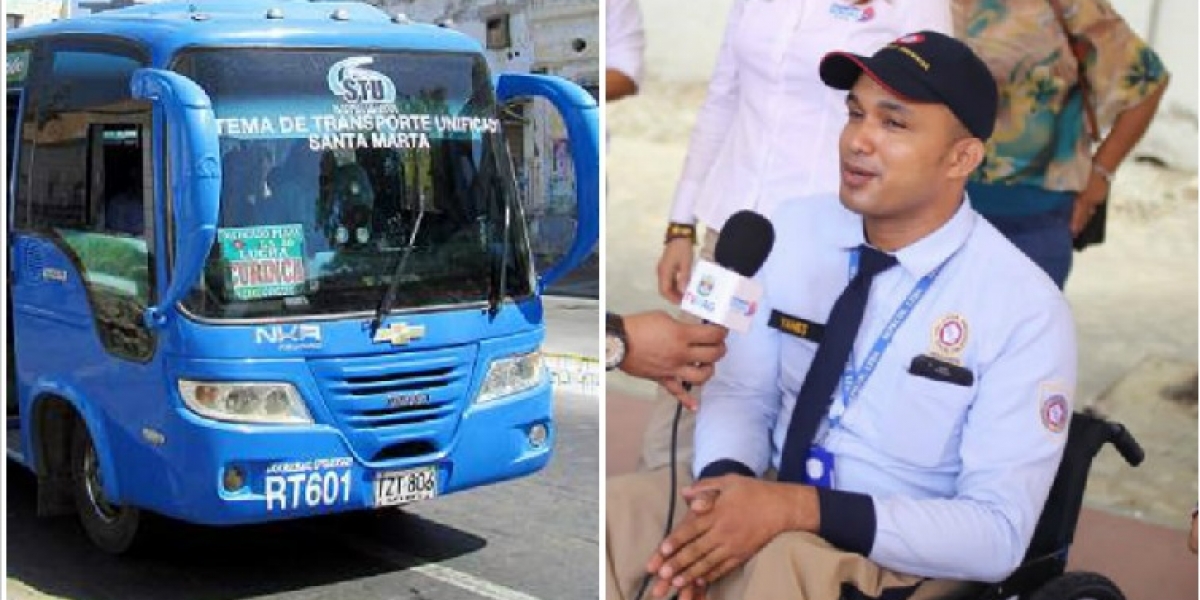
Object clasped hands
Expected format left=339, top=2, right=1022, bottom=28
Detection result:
left=642, top=475, right=819, bottom=599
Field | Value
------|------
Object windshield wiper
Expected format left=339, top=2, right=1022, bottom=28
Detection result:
left=368, top=206, right=426, bottom=339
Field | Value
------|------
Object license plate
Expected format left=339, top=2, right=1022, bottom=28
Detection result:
left=373, top=466, right=438, bottom=507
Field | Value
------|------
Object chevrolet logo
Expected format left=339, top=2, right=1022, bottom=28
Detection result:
left=373, top=323, right=426, bottom=346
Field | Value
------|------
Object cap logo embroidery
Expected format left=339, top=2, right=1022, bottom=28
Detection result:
left=889, top=45, right=931, bottom=71
left=895, top=33, right=925, bottom=45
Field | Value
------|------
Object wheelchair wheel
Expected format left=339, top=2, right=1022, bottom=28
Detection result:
left=1027, top=571, right=1125, bottom=600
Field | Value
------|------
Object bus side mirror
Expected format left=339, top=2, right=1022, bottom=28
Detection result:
left=495, top=73, right=598, bottom=291
left=131, top=68, right=221, bottom=330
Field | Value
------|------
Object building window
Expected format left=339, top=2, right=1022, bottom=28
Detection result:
left=486, top=15, right=511, bottom=50
left=6, top=13, right=25, bottom=29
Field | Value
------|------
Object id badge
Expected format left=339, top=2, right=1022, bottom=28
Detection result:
left=799, top=445, right=835, bottom=489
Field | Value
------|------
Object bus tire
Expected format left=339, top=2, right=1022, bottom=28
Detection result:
left=71, top=420, right=142, bottom=554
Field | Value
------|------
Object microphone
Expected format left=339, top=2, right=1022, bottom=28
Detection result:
left=633, top=210, right=776, bottom=600
left=680, top=210, right=775, bottom=333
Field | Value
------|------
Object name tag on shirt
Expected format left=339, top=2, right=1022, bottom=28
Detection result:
left=769, top=310, right=824, bottom=343
left=908, top=354, right=975, bottom=387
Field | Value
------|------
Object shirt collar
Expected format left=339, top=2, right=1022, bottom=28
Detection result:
left=830, top=196, right=977, bottom=278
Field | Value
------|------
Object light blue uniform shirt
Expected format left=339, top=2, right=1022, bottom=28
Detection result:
left=695, top=193, right=1076, bottom=582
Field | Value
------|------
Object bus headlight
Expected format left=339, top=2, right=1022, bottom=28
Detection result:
left=475, top=351, right=545, bottom=404
left=178, top=380, right=313, bottom=425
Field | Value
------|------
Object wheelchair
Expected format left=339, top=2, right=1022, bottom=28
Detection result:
left=938, top=408, right=1145, bottom=600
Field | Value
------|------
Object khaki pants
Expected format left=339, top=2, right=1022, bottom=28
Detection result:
left=640, top=228, right=719, bottom=471
left=606, top=468, right=972, bottom=600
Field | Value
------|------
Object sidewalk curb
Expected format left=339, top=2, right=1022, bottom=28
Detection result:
left=544, top=351, right=601, bottom=398
left=6, top=580, right=67, bottom=600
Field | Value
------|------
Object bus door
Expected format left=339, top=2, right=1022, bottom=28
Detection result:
left=8, top=65, right=27, bottom=450
left=8, top=40, right=160, bottom=462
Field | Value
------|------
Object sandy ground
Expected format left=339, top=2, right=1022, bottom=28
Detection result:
left=604, top=1, right=1197, bottom=527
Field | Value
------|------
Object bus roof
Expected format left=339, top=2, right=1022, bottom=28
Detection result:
left=6, top=0, right=484, bottom=64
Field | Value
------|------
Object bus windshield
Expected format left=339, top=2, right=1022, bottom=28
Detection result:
left=174, top=49, right=533, bottom=320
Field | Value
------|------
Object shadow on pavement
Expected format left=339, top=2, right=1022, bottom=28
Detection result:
left=6, top=462, right=486, bottom=600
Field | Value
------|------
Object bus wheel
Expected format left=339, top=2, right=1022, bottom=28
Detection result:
left=71, top=420, right=141, bottom=554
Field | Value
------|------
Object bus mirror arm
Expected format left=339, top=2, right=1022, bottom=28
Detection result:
left=495, top=74, right=599, bottom=291
left=132, top=69, right=222, bottom=330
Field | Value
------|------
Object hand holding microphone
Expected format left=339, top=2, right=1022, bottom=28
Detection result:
left=616, top=311, right=728, bottom=409
left=674, top=210, right=776, bottom=399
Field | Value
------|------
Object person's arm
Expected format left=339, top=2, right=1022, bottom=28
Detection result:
left=1066, top=0, right=1170, bottom=232
left=692, top=264, right=782, bottom=479
left=611, top=310, right=727, bottom=383
left=666, top=0, right=746, bottom=226
left=1072, top=78, right=1168, bottom=233
left=605, top=0, right=644, bottom=101
left=657, top=0, right=748, bottom=302
left=842, top=296, right=1076, bottom=582
left=606, top=69, right=639, bottom=102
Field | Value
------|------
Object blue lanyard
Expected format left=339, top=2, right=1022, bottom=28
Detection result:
left=824, top=249, right=945, bottom=435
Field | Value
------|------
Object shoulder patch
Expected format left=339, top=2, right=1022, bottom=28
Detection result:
left=1039, top=385, right=1071, bottom=434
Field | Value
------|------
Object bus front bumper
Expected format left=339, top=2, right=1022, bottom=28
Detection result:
left=145, top=383, right=553, bottom=526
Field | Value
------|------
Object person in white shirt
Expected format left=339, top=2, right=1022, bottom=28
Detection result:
left=608, top=31, right=1075, bottom=600
left=644, top=0, right=952, bottom=471
left=606, top=0, right=644, bottom=102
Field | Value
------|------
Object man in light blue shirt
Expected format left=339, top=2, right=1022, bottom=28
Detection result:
left=606, top=31, right=1076, bottom=600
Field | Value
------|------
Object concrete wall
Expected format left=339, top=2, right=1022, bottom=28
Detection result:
left=1108, top=0, right=1197, bottom=170
left=6, top=0, right=64, bottom=27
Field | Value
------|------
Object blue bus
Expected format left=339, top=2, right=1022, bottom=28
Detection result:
left=5, top=0, right=598, bottom=553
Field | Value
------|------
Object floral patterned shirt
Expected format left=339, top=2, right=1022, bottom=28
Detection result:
left=954, top=0, right=1168, bottom=192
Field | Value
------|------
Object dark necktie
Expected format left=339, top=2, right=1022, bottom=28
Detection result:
left=778, top=244, right=898, bottom=482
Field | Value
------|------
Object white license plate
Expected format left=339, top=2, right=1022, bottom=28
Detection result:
left=373, top=466, right=438, bottom=507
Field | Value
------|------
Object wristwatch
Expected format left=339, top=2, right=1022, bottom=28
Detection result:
left=605, top=312, right=627, bottom=371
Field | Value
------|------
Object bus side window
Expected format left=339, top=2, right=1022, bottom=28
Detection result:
left=21, top=42, right=155, bottom=361
left=6, top=91, right=20, bottom=192
left=95, top=124, right=146, bottom=237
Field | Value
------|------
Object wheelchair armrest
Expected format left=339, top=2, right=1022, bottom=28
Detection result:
left=1106, top=421, right=1144, bottom=467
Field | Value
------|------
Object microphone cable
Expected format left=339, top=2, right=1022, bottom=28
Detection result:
left=634, top=400, right=684, bottom=600
left=632, top=210, right=774, bottom=600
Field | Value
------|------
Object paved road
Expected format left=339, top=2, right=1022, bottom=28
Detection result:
left=6, top=391, right=598, bottom=600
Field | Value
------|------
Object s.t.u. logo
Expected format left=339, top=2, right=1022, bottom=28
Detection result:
left=327, top=57, right=397, bottom=104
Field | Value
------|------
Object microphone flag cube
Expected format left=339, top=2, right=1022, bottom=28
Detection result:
left=680, top=260, right=763, bottom=333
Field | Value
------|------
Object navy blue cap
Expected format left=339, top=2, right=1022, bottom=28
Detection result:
left=819, top=31, right=998, bottom=141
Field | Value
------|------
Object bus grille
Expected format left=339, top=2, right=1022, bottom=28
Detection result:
left=308, top=345, right=477, bottom=464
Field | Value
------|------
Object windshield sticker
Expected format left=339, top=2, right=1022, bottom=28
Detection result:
left=7, top=50, right=30, bottom=85
left=211, top=56, right=500, bottom=152
left=218, top=225, right=307, bottom=300
left=328, top=56, right=397, bottom=105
